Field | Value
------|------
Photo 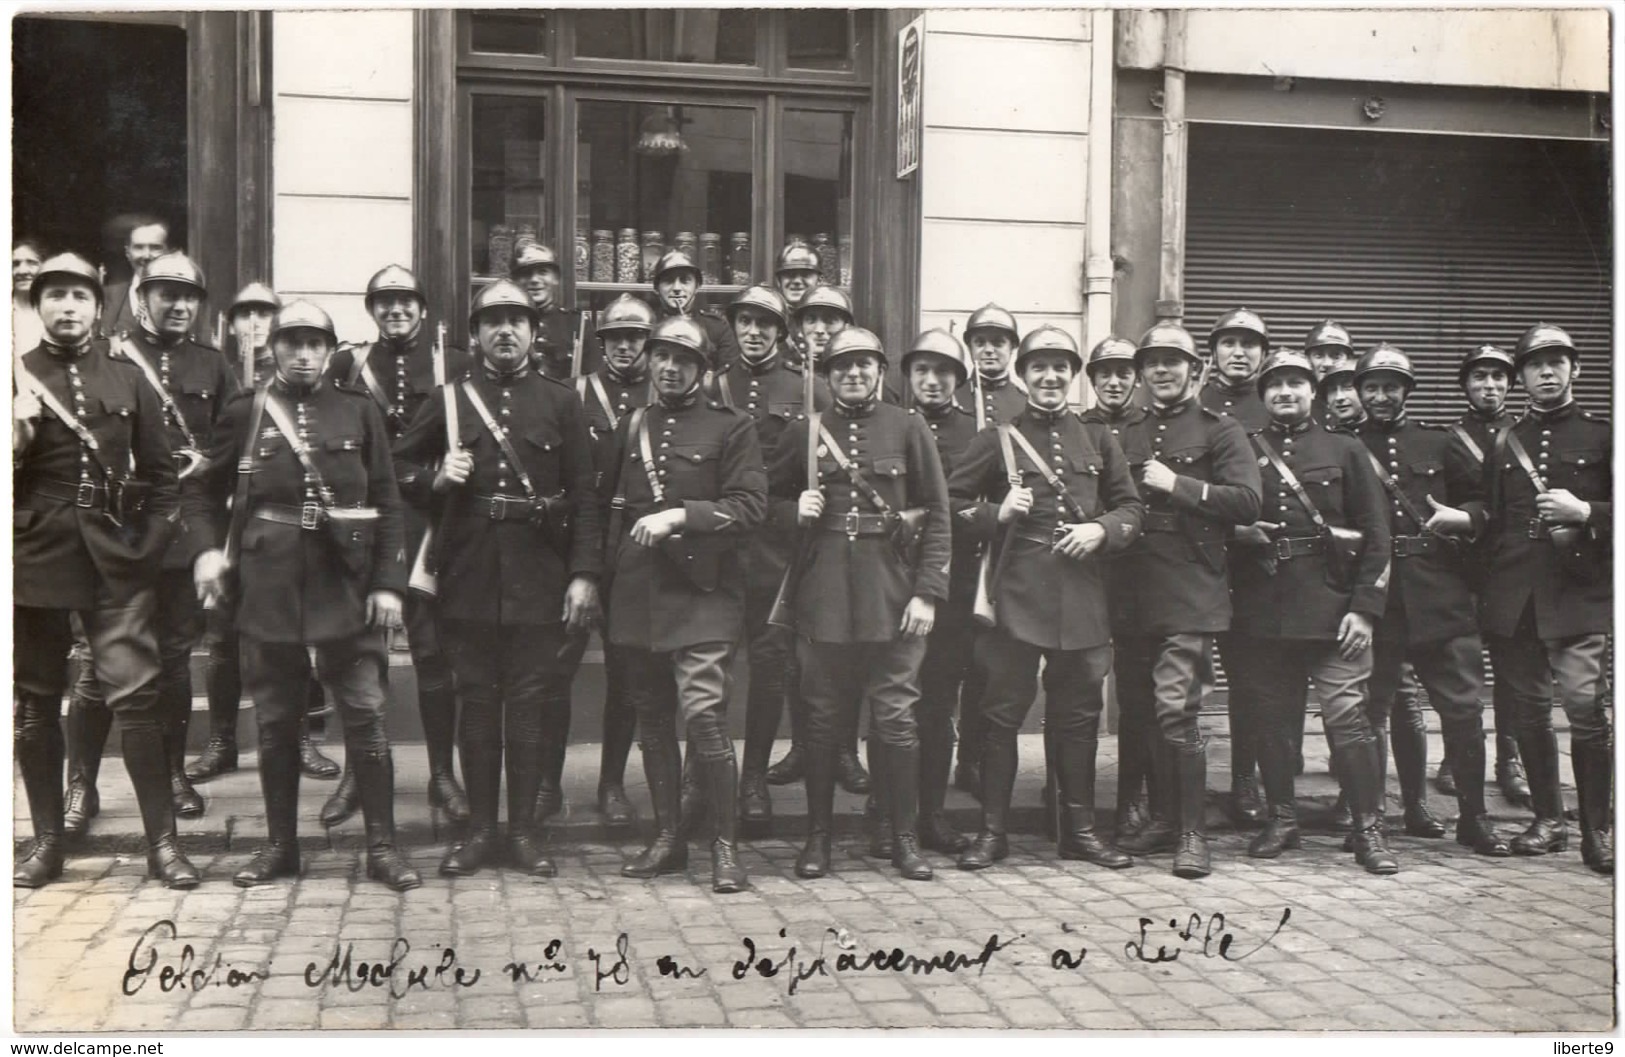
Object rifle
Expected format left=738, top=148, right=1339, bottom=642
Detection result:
left=213, top=312, right=226, bottom=356
left=971, top=364, right=1001, bottom=625
left=766, top=345, right=821, bottom=629
left=571, top=308, right=590, bottom=379
left=409, top=323, right=455, bottom=596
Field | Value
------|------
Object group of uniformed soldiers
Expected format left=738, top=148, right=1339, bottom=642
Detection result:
left=13, top=232, right=1611, bottom=897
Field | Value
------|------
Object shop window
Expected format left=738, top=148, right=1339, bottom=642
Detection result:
left=468, top=11, right=547, bottom=57
left=575, top=10, right=758, bottom=67
left=470, top=95, right=548, bottom=280
left=786, top=10, right=855, bottom=72
left=782, top=110, right=854, bottom=288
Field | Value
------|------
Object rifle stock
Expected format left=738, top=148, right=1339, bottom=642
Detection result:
left=766, top=531, right=815, bottom=630
left=414, top=324, right=454, bottom=598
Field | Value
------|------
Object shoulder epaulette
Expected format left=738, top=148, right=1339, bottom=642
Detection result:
left=1416, top=420, right=1448, bottom=431
left=538, top=372, right=573, bottom=390
left=907, top=407, right=919, bottom=415
left=1198, top=405, right=1224, bottom=420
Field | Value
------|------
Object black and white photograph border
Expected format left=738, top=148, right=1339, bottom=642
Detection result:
left=8, top=0, right=1619, bottom=1039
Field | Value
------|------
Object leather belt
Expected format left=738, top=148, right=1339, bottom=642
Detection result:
left=1016, top=528, right=1066, bottom=547
left=29, top=478, right=109, bottom=510
left=1391, top=534, right=1439, bottom=557
left=1272, top=535, right=1325, bottom=559
left=253, top=503, right=378, bottom=530
left=1143, top=510, right=1180, bottom=533
left=819, top=511, right=895, bottom=537
left=465, top=493, right=547, bottom=522
left=1527, top=518, right=1552, bottom=540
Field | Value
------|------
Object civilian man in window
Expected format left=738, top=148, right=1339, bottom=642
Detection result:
left=100, top=216, right=170, bottom=337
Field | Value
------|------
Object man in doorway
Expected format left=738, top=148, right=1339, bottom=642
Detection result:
left=101, top=216, right=170, bottom=337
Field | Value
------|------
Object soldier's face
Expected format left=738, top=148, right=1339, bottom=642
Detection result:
left=272, top=329, right=334, bottom=388
left=1324, top=379, right=1362, bottom=424
left=1022, top=352, right=1075, bottom=411
left=908, top=356, right=958, bottom=410
left=125, top=224, right=169, bottom=272
left=1263, top=371, right=1315, bottom=423
left=1519, top=350, right=1576, bottom=409
left=1464, top=365, right=1509, bottom=415
left=371, top=293, right=423, bottom=340
left=966, top=330, right=1015, bottom=378
left=518, top=267, right=558, bottom=311
left=602, top=329, right=649, bottom=375
left=142, top=279, right=200, bottom=339
left=798, top=308, right=846, bottom=358
left=1212, top=331, right=1265, bottom=382
left=1089, top=363, right=1137, bottom=411
left=36, top=279, right=99, bottom=343
left=1139, top=350, right=1195, bottom=405
left=650, top=347, right=703, bottom=397
left=230, top=307, right=275, bottom=353
left=732, top=306, right=781, bottom=361
left=1308, top=347, right=1353, bottom=380
left=656, top=271, right=699, bottom=314
left=828, top=353, right=881, bottom=403
left=777, top=269, right=818, bottom=307
left=476, top=309, right=535, bottom=373
left=1358, top=376, right=1410, bottom=422
left=12, top=245, right=42, bottom=295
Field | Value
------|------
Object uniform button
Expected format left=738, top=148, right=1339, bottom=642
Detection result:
left=747, top=402, right=757, bottom=410
left=659, top=455, right=668, bottom=462
left=661, top=441, right=670, bottom=448
left=1542, top=429, right=1552, bottom=436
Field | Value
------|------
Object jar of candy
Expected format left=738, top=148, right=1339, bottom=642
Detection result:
left=812, top=233, right=837, bottom=285
left=574, top=233, right=590, bottom=282
left=674, top=231, right=698, bottom=259
left=616, top=229, right=641, bottom=284
left=590, top=230, right=615, bottom=282
left=699, top=233, right=723, bottom=286
left=729, top=232, right=751, bottom=285
left=641, top=231, right=664, bottom=282
left=514, top=223, right=538, bottom=254
left=488, top=224, right=514, bottom=277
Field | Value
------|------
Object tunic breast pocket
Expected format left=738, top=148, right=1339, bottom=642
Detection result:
left=1406, top=459, right=1442, bottom=489
left=664, top=442, right=721, bottom=499
left=321, top=434, right=365, bottom=495
left=870, top=455, right=909, bottom=505
left=1163, top=444, right=1210, bottom=477
left=1064, top=451, right=1103, bottom=513
left=1556, top=449, right=1607, bottom=494
left=92, top=396, right=135, bottom=446
left=522, top=427, right=564, bottom=491
left=1298, top=465, right=1345, bottom=518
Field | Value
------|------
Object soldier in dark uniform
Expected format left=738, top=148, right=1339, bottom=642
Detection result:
left=514, top=243, right=599, bottom=383
left=604, top=317, right=766, bottom=893
left=1112, top=323, right=1262, bottom=878
left=1303, top=321, right=1356, bottom=388
left=898, top=329, right=977, bottom=854
left=1433, top=344, right=1530, bottom=807
left=770, top=327, right=953, bottom=881
left=14, top=253, right=199, bottom=889
left=1078, top=336, right=1157, bottom=840
left=954, top=304, right=1027, bottom=428
left=651, top=249, right=738, bottom=376
left=774, top=242, right=822, bottom=369
left=189, top=301, right=420, bottom=890
left=393, top=281, right=602, bottom=877
left=1319, top=364, right=1365, bottom=432
left=1480, top=324, right=1611, bottom=874
left=949, top=327, right=1144, bottom=871
left=572, top=294, right=658, bottom=828
left=325, top=265, right=472, bottom=827
left=1228, top=350, right=1399, bottom=871
left=187, top=283, right=342, bottom=786
left=710, top=286, right=830, bottom=828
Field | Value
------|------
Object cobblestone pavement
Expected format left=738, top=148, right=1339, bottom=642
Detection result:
left=13, top=734, right=1616, bottom=1033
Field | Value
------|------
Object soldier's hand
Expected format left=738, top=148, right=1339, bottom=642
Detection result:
left=433, top=450, right=474, bottom=492
left=1423, top=495, right=1474, bottom=536
left=1054, top=522, right=1106, bottom=560
left=1234, top=521, right=1279, bottom=546
left=797, top=489, right=825, bottom=526
left=13, top=389, right=40, bottom=453
left=562, top=575, right=601, bottom=634
left=632, top=507, right=685, bottom=547
left=1537, top=488, right=1592, bottom=526
left=900, top=596, right=936, bottom=638
left=1336, top=611, right=1374, bottom=660
left=193, top=548, right=230, bottom=610
left=997, top=486, right=1034, bottom=524
left=1141, top=459, right=1178, bottom=494
left=367, top=590, right=404, bottom=630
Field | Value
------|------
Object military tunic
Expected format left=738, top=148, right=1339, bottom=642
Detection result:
left=954, top=373, right=1027, bottom=427
left=1200, top=376, right=1269, bottom=433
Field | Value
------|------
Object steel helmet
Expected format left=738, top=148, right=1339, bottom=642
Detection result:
left=775, top=242, right=821, bottom=277
left=652, top=249, right=703, bottom=288
left=365, top=264, right=424, bottom=307
left=726, top=285, right=789, bottom=332
left=1317, top=363, right=1357, bottom=398
left=823, top=326, right=886, bottom=371
left=1255, top=349, right=1316, bottom=396
left=270, top=300, right=337, bottom=345
left=510, top=243, right=562, bottom=278
left=1015, top=325, right=1082, bottom=374
left=1303, top=319, right=1353, bottom=353
left=964, top=303, right=1020, bottom=346
left=139, top=251, right=206, bottom=294
left=792, top=284, right=854, bottom=324
left=230, top=281, right=280, bottom=315
left=1134, top=322, right=1201, bottom=368
left=1512, top=322, right=1578, bottom=370
left=1354, top=343, right=1416, bottom=388
left=901, top=328, right=970, bottom=388
left=645, top=315, right=712, bottom=369
left=1458, top=344, right=1516, bottom=387
left=1208, top=307, right=1269, bottom=351
left=29, top=253, right=102, bottom=308
left=595, top=293, right=656, bottom=336
left=1086, top=335, right=1138, bottom=374
left=469, top=279, right=540, bottom=328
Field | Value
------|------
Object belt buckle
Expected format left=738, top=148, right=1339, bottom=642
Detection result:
left=488, top=495, right=510, bottom=520
left=844, top=510, right=862, bottom=539
left=300, top=502, right=323, bottom=531
left=1273, top=537, right=1293, bottom=560
left=74, top=481, right=97, bottom=508
left=1527, top=518, right=1546, bottom=540
left=1392, top=537, right=1410, bottom=558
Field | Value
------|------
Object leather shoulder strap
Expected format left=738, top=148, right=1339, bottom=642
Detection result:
left=261, top=392, right=335, bottom=505
left=1502, top=427, right=1548, bottom=493
left=1002, top=423, right=1087, bottom=522
left=461, top=379, right=537, bottom=499
left=816, top=419, right=894, bottom=516
left=1447, top=423, right=1486, bottom=467
left=1254, top=432, right=1328, bottom=531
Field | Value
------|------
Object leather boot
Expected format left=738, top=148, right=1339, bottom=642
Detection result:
left=420, top=681, right=470, bottom=823
left=765, top=674, right=807, bottom=786
left=507, top=738, right=557, bottom=878
left=168, top=729, right=205, bottom=819
left=677, top=739, right=706, bottom=841
left=624, top=734, right=688, bottom=878
left=1511, top=727, right=1569, bottom=855
left=234, top=734, right=302, bottom=886
left=14, top=696, right=66, bottom=888
left=353, top=749, right=422, bottom=890
left=1248, top=805, right=1301, bottom=858
left=63, top=694, right=111, bottom=838
left=1339, top=735, right=1398, bottom=874
left=795, top=747, right=836, bottom=878
left=1342, top=727, right=1389, bottom=852
left=1495, top=734, right=1531, bottom=807
left=1171, top=740, right=1211, bottom=879
left=738, top=653, right=780, bottom=829
left=736, top=766, right=771, bottom=828
left=1573, top=740, right=1613, bottom=875
left=1056, top=737, right=1131, bottom=868
left=701, top=749, right=747, bottom=893
left=958, top=730, right=1015, bottom=870
left=1249, top=723, right=1301, bottom=859
left=1114, top=711, right=1151, bottom=841
left=955, top=676, right=986, bottom=797
left=883, top=743, right=932, bottom=880
left=863, top=738, right=892, bottom=859
left=1230, top=771, right=1265, bottom=828
left=1434, top=751, right=1458, bottom=796
left=186, top=736, right=238, bottom=783
left=191, top=635, right=242, bottom=781
left=1118, top=736, right=1177, bottom=855
left=320, top=765, right=360, bottom=828
left=440, top=728, right=503, bottom=877
left=918, top=689, right=967, bottom=853
left=1445, top=728, right=1511, bottom=857
left=835, top=745, right=871, bottom=795
left=299, top=722, right=341, bottom=780
left=597, top=665, right=638, bottom=829
left=535, top=715, right=568, bottom=822
left=765, top=745, right=804, bottom=786
left=124, top=722, right=201, bottom=888
left=1391, top=711, right=1445, bottom=838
